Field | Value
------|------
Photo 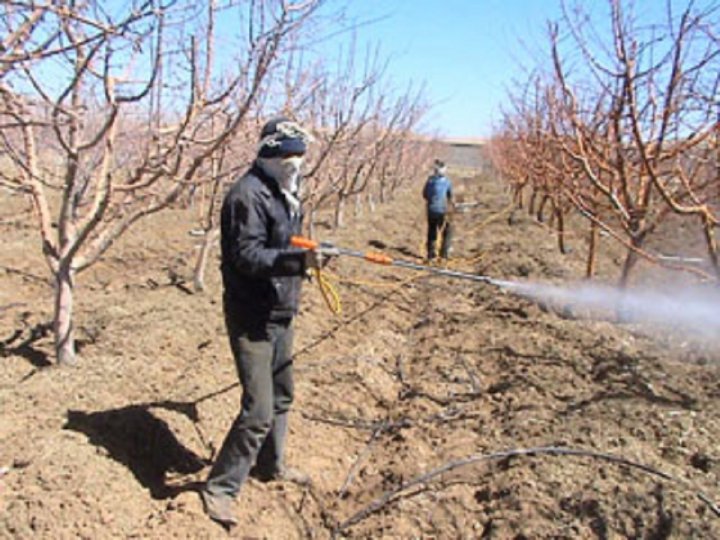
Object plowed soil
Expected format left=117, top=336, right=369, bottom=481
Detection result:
left=1, top=172, right=719, bottom=539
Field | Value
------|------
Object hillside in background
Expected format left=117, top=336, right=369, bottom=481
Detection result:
left=439, top=139, right=489, bottom=176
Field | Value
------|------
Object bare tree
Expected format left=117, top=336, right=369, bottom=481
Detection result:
left=551, top=1, right=720, bottom=283
left=492, top=0, right=720, bottom=285
left=299, top=39, right=431, bottom=234
left=0, top=0, right=325, bottom=364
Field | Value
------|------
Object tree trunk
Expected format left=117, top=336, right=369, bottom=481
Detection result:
left=193, top=227, right=220, bottom=292
left=514, top=185, right=524, bottom=209
left=537, top=195, right=549, bottom=222
left=555, top=208, right=567, bottom=254
left=334, top=193, right=345, bottom=229
left=54, top=262, right=76, bottom=365
left=367, top=189, right=375, bottom=212
left=619, top=240, right=640, bottom=289
left=528, top=189, right=537, bottom=216
left=307, top=205, right=316, bottom=239
left=353, top=193, right=362, bottom=218
left=585, top=220, right=598, bottom=278
left=617, top=232, right=645, bottom=323
left=619, top=219, right=646, bottom=289
left=702, top=216, right=719, bottom=278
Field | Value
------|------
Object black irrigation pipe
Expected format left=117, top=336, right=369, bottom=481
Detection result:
left=334, top=445, right=720, bottom=535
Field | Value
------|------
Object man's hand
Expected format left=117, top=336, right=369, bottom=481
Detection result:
left=305, top=245, right=340, bottom=270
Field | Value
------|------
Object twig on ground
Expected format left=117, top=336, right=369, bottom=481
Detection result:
left=337, top=421, right=388, bottom=499
left=334, top=445, right=720, bottom=535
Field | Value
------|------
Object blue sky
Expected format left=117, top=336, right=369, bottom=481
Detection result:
left=29, top=1, right=705, bottom=140
left=328, top=0, right=568, bottom=139
left=8, top=0, right=562, bottom=139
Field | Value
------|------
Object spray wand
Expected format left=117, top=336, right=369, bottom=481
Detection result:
left=291, top=236, right=506, bottom=287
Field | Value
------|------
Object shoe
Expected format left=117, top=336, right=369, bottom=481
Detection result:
left=250, top=466, right=311, bottom=486
left=200, top=489, right=238, bottom=527
left=277, top=467, right=312, bottom=486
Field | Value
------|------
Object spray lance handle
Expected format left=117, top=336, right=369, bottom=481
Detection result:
left=291, top=236, right=503, bottom=286
left=290, top=236, right=319, bottom=250
left=290, top=236, right=393, bottom=265
left=290, top=236, right=338, bottom=254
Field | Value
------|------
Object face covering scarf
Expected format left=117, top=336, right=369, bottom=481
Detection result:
left=258, top=156, right=304, bottom=216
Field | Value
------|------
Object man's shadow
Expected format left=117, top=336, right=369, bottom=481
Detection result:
left=65, top=404, right=209, bottom=499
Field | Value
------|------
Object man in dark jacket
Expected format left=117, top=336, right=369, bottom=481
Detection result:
left=201, top=116, right=331, bottom=527
left=422, top=159, right=454, bottom=260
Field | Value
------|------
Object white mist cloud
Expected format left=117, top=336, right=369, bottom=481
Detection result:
left=499, top=280, right=720, bottom=339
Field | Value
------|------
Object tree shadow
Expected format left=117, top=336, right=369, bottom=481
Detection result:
left=471, top=344, right=698, bottom=414
left=560, top=350, right=697, bottom=415
left=2, top=321, right=100, bottom=369
left=0, top=265, right=51, bottom=286
left=367, top=239, right=388, bottom=250
left=64, top=405, right=209, bottom=499
left=0, top=321, right=52, bottom=368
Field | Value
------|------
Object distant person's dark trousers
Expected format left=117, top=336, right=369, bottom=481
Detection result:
left=426, top=211, right=453, bottom=259
left=205, top=302, right=294, bottom=498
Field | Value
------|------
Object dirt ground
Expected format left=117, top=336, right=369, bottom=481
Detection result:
left=1, top=171, right=719, bottom=539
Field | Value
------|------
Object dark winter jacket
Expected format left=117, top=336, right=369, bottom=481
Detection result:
left=423, top=174, right=453, bottom=214
left=220, top=163, right=307, bottom=322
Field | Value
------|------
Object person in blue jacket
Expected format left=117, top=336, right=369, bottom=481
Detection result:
left=422, top=159, right=454, bottom=260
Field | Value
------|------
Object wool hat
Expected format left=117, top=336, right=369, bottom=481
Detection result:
left=257, top=116, right=309, bottom=158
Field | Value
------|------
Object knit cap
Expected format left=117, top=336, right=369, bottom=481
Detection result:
left=257, top=116, right=310, bottom=158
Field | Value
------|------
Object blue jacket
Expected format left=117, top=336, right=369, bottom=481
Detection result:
left=423, top=174, right=453, bottom=214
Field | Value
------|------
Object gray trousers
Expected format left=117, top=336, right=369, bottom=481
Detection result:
left=205, top=308, right=294, bottom=498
